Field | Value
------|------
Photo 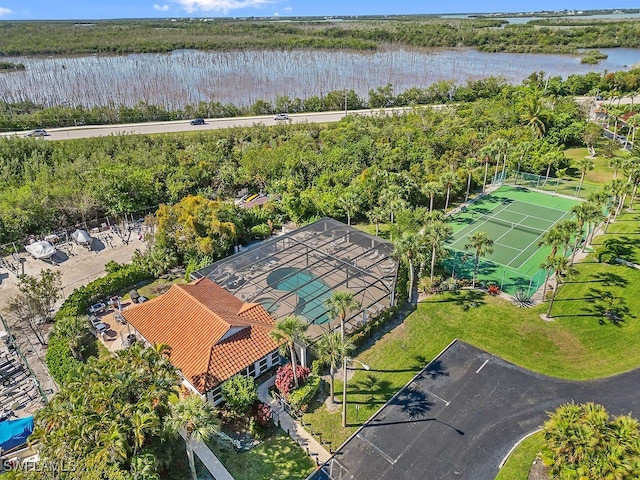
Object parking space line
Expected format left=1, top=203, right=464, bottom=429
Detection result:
left=426, top=390, right=450, bottom=407
left=357, top=433, right=397, bottom=465
left=476, top=359, right=489, bottom=373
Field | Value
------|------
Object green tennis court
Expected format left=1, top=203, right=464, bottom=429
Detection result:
left=444, top=186, right=582, bottom=295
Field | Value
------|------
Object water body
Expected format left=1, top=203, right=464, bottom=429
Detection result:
left=440, top=12, right=640, bottom=24
left=0, top=47, right=638, bottom=109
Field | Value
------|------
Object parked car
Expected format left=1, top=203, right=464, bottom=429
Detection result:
left=26, top=129, right=47, bottom=137
left=190, top=118, right=206, bottom=125
left=274, top=113, right=289, bottom=121
left=89, top=302, right=107, bottom=314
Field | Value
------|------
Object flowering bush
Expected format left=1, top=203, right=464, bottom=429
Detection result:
left=275, top=364, right=310, bottom=398
left=487, top=285, right=500, bottom=296
left=255, top=402, right=272, bottom=426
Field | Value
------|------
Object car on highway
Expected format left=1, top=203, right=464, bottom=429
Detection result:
left=26, top=129, right=48, bottom=137
left=190, top=118, right=206, bottom=125
left=274, top=113, right=289, bottom=121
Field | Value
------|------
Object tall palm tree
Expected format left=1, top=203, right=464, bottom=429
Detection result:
left=168, top=395, right=219, bottom=480
left=269, top=316, right=310, bottom=388
left=489, top=138, right=511, bottom=182
left=462, top=157, right=478, bottom=202
left=325, top=291, right=361, bottom=341
left=366, top=206, right=385, bottom=236
left=314, top=331, right=353, bottom=405
left=513, top=141, right=533, bottom=185
left=393, top=230, right=429, bottom=303
left=425, top=219, right=453, bottom=281
left=555, top=219, right=578, bottom=256
left=421, top=181, right=443, bottom=213
left=608, top=156, right=626, bottom=180
left=570, top=202, right=590, bottom=263
left=379, top=185, right=407, bottom=224
left=542, top=148, right=564, bottom=187
left=576, top=157, right=594, bottom=197
left=478, top=144, right=495, bottom=193
left=538, top=226, right=568, bottom=292
left=546, top=255, right=574, bottom=318
left=339, top=190, right=360, bottom=226
left=520, top=94, right=547, bottom=139
left=440, top=171, right=459, bottom=212
left=464, top=231, right=494, bottom=288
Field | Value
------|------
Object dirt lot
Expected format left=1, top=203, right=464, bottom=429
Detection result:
left=0, top=231, right=147, bottom=411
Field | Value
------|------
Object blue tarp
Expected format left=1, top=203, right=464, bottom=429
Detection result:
left=0, top=417, right=33, bottom=452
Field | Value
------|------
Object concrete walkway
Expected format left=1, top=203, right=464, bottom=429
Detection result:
left=179, top=430, right=235, bottom=480
left=258, top=377, right=332, bottom=465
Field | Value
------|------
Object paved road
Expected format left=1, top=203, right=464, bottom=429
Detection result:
left=0, top=107, right=419, bottom=141
left=320, top=341, right=640, bottom=480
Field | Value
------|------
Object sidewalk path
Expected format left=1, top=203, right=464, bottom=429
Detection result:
left=180, top=430, right=235, bottom=480
left=258, top=377, right=331, bottom=465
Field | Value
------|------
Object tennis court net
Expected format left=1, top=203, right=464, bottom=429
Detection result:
left=470, top=211, right=549, bottom=236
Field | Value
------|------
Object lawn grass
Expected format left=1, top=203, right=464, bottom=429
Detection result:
left=207, top=431, right=315, bottom=480
left=494, top=431, right=544, bottom=480
left=304, top=207, right=640, bottom=450
left=563, top=147, right=613, bottom=188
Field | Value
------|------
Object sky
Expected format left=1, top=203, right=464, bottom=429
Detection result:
left=0, top=1, right=638, bottom=20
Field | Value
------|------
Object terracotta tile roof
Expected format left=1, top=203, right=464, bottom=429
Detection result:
left=123, top=278, right=279, bottom=393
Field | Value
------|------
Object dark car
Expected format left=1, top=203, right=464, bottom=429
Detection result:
left=26, top=128, right=47, bottom=137
left=190, top=118, right=206, bottom=125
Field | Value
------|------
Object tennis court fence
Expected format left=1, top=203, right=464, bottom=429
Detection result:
left=443, top=250, right=548, bottom=297
left=497, top=170, right=601, bottom=200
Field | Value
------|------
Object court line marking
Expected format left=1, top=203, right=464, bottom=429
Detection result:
left=476, top=359, right=489, bottom=373
left=356, top=432, right=397, bottom=465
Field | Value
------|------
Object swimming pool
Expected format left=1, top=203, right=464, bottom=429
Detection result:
left=266, top=267, right=332, bottom=324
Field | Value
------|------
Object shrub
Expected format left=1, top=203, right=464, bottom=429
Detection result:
left=250, top=223, right=272, bottom=239
left=275, top=364, right=310, bottom=398
left=45, top=333, right=83, bottom=384
left=487, top=285, right=500, bottom=296
left=288, top=375, right=321, bottom=412
left=512, top=290, right=533, bottom=308
left=221, top=375, right=258, bottom=415
left=440, top=277, right=459, bottom=292
left=255, top=402, right=272, bottom=426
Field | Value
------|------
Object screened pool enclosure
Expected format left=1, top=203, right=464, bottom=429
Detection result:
left=193, top=218, right=398, bottom=340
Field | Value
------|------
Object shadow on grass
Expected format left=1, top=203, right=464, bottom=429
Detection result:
left=426, top=290, right=486, bottom=311
left=580, top=287, right=634, bottom=327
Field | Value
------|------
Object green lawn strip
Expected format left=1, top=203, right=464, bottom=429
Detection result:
left=494, top=431, right=544, bottom=480
left=206, top=432, right=315, bottom=480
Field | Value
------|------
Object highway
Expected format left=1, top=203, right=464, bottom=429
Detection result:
left=0, top=107, right=420, bottom=141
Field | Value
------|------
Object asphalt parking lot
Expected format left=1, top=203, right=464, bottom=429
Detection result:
left=321, top=340, right=640, bottom=480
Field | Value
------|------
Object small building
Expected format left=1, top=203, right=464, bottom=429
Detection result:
left=122, top=277, right=281, bottom=405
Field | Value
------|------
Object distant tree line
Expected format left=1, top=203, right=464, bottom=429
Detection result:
left=0, top=17, right=638, bottom=56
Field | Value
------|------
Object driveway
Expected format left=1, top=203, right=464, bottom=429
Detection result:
left=320, top=340, right=640, bottom=480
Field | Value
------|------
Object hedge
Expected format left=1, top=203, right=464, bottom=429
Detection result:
left=54, top=264, right=151, bottom=320
left=288, top=375, right=321, bottom=412
left=45, top=333, right=83, bottom=384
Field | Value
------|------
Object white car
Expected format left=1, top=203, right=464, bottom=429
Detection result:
left=274, top=113, right=289, bottom=121
left=26, top=129, right=48, bottom=137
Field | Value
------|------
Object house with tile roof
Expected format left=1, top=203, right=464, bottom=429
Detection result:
left=122, top=277, right=281, bottom=404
